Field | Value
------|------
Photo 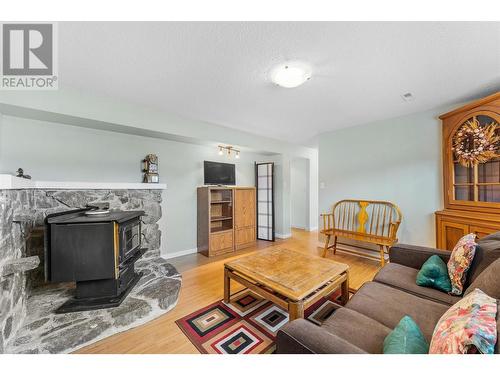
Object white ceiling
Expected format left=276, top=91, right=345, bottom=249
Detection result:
left=59, top=22, right=500, bottom=146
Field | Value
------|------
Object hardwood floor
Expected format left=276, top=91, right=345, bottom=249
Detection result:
left=75, top=229, right=380, bottom=354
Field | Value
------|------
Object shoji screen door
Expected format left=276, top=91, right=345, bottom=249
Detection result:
left=255, top=162, right=275, bottom=241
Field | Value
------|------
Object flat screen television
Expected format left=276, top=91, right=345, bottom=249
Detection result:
left=204, top=161, right=236, bottom=185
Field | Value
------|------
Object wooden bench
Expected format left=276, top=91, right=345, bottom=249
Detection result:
left=320, top=200, right=402, bottom=266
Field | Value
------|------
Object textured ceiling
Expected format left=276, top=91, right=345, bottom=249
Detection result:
left=59, top=22, right=500, bottom=145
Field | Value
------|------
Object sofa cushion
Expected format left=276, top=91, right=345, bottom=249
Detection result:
left=276, top=318, right=366, bottom=354
left=416, top=255, right=452, bottom=293
left=389, top=244, right=451, bottom=269
left=429, top=289, right=498, bottom=354
left=383, top=316, right=429, bottom=354
left=447, top=233, right=477, bottom=295
left=464, top=258, right=500, bottom=299
left=467, top=231, right=500, bottom=287
left=346, top=281, right=449, bottom=341
left=373, top=263, right=461, bottom=305
left=322, top=306, right=391, bottom=353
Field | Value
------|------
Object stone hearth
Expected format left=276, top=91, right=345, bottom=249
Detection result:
left=1, top=186, right=180, bottom=353
left=7, top=257, right=181, bottom=354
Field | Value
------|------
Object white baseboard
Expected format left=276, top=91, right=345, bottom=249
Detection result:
left=291, top=225, right=306, bottom=230
left=275, top=232, right=292, bottom=239
left=292, top=226, right=318, bottom=232
left=164, top=248, right=198, bottom=259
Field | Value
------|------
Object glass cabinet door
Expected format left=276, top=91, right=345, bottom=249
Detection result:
left=478, top=158, right=500, bottom=202
left=452, top=115, right=500, bottom=203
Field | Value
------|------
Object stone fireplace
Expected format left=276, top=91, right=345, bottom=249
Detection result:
left=0, top=178, right=181, bottom=353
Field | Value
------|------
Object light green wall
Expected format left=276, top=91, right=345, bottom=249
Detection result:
left=291, top=158, right=309, bottom=230
left=0, top=115, right=272, bottom=257
left=319, top=107, right=450, bottom=247
left=0, top=87, right=319, bottom=240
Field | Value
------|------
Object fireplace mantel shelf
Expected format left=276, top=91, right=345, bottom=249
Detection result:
left=0, top=174, right=167, bottom=190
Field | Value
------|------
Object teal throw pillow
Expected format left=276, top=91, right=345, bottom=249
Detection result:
left=416, top=255, right=452, bottom=293
left=383, top=316, right=429, bottom=354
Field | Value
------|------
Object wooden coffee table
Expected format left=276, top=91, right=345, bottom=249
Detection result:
left=223, top=247, right=349, bottom=321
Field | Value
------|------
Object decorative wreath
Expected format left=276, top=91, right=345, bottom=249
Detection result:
left=452, top=117, right=500, bottom=168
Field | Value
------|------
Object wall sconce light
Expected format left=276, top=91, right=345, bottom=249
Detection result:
left=218, top=145, right=240, bottom=159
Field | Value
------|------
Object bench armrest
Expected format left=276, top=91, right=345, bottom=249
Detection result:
left=389, top=244, right=451, bottom=269
left=320, top=213, right=334, bottom=231
left=276, top=319, right=367, bottom=354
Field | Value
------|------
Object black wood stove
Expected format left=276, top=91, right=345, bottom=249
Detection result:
left=45, top=208, right=146, bottom=313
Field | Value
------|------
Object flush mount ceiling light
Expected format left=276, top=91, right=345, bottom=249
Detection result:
left=269, top=61, right=312, bottom=88
left=218, top=145, right=240, bottom=159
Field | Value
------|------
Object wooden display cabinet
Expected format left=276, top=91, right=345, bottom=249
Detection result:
left=436, top=92, right=500, bottom=250
left=197, top=186, right=256, bottom=257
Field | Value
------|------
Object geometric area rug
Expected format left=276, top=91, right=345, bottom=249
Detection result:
left=175, top=288, right=347, bottom=354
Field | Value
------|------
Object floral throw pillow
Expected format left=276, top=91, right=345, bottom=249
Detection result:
left=429, top=288, right=497, bottom=354
left=447, top=233, right=477, bottom=295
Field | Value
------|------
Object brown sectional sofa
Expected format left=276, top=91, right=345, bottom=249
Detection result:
left=276, top=232, right=500, bottom=354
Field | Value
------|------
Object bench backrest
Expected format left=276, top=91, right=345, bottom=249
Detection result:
left=330, top=200, right=402, bottom=240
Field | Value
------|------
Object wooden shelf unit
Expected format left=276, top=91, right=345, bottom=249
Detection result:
left=211, top=216, right=233, bottom=222
left=197, top=186, right=256, bottom=257
left=436, top=92, right=500, bottom=250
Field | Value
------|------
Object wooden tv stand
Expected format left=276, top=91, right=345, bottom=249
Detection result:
left=197, top=186, right=256, bottom=257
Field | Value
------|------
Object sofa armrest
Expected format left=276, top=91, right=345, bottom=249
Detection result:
left=389, top=244, right=451, bottom=269
left=276, top=319, right=367, bottom=354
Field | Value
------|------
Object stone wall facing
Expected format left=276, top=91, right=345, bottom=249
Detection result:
left=0, top=189, right=163, bottom=353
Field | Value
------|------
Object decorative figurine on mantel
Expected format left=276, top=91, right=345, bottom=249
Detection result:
left=16, top=168, right=31, bottom=179
left=142, top=154, right=159, bottom=183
